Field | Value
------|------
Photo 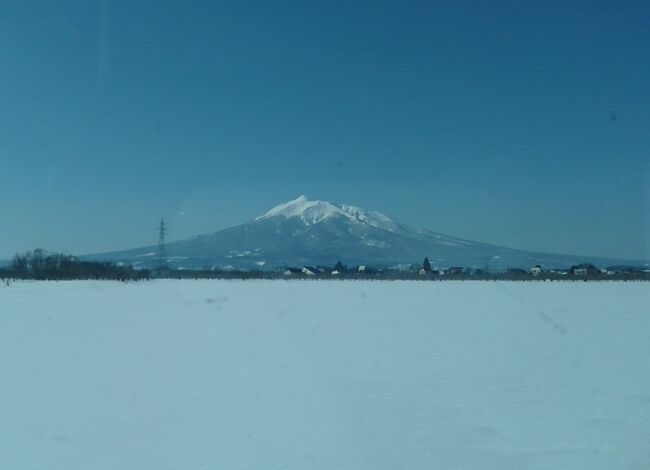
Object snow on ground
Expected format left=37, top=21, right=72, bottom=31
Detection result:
left=1, top=280, right=649, bottom=469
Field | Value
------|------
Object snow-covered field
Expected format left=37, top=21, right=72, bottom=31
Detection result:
left=1, top=280, right=649, bottom=469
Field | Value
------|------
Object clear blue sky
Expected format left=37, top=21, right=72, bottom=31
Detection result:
left=1, top=0, right=648, bottom=260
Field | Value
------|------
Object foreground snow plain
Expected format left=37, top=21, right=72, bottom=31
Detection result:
left=1, top=280, right=649, bottom=469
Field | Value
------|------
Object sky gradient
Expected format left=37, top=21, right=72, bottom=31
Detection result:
left=1, top=0, right=649, bottom=260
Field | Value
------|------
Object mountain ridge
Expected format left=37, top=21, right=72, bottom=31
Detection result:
left=81, top=196, right=648, bottom=271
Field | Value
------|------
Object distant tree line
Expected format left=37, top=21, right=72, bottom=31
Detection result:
left=143, top=259, right=649, bottom=282
left=1, top=249, right=149, bottom=281
left=2, top=251, right=647, bottom=282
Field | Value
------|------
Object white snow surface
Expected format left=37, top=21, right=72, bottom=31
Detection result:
left=257, top=195, right=399, bottom=232
left=1, top=280, right=649, bottom=469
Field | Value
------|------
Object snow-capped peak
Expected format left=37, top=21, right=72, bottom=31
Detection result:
left=256, top=195, right=399, bottom=232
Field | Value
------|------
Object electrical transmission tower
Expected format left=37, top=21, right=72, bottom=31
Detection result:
left=154, top=218, right=168, bottom=271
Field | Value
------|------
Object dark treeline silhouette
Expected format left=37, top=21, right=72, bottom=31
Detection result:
left=152, top=265, right=649, bottom=282
left=2, top=249, right=149, bottom=281
left=2, top=250, right=647, bottom=282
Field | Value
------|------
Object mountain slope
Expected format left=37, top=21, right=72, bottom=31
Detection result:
left=84, top=196, right=646, bottom=270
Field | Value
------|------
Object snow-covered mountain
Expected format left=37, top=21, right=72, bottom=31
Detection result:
left=84, top=196, right=645, bottom=271
left=256, top=195, right=400, bottom=233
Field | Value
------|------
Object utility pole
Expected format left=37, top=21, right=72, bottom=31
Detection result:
left=154, top=218, right=168, bottom=272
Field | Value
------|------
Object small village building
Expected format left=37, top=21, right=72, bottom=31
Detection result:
left=571, top=263, right=601, bottom=276
left=531, top=265, right=542, bottom=276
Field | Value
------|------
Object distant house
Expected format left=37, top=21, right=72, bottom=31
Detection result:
left=358, top=265, right=366, bottom=273
left=447, top=267, right=463, bottom=275
left=301, top=267, right=315, bottom=276
left=530, top=265, right=542, bottom=276
left=419, top=268, right=427, bottom=275
left=571, top=263, right=599, bottom=276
